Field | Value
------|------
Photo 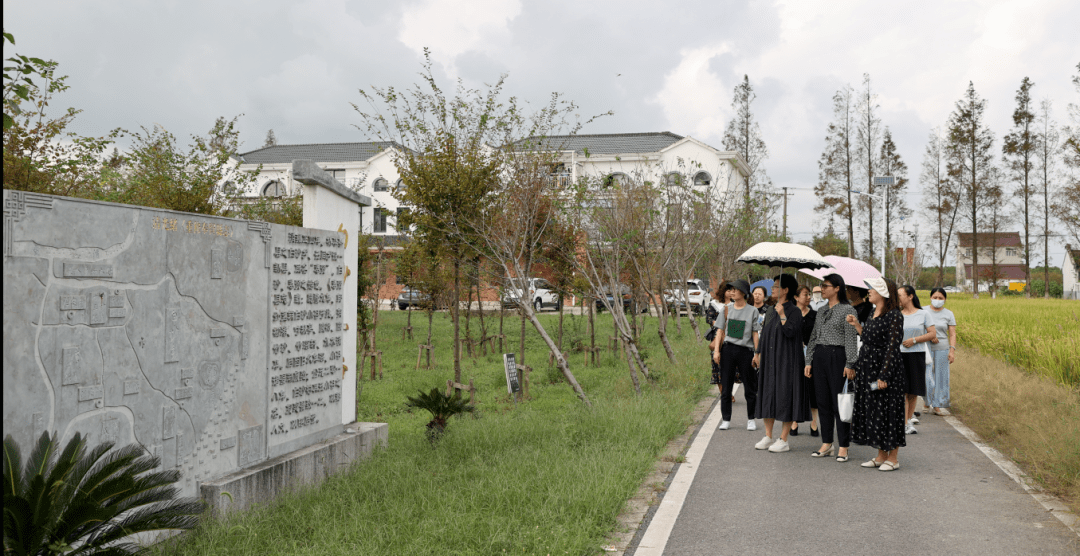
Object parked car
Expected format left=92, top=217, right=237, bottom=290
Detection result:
left=501, top=278, right=561, bottom=312
left=396, top=287, right=433, bottom=310
left=594, top=284, right=648, bottom=314
left=664, top=279, right=708, bottom=315
left=943, top=286, right=961, bottom=293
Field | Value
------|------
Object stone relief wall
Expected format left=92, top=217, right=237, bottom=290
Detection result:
left=2, top=190, right=346, bottom=497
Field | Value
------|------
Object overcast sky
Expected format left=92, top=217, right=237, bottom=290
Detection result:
left=6, top=0, right=1079, bottom=268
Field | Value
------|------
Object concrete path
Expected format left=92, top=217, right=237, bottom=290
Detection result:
left=631, top=394, right=1079, bottom=555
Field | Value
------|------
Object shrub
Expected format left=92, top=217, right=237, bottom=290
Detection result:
left=3, top=432, right=204, bottom=555
left=404, top=388, right=476, bottom=442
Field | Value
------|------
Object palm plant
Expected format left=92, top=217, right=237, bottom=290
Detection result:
left=405, top=388, right=476, bottom=442
left=3, top=431, right=204, bottom=555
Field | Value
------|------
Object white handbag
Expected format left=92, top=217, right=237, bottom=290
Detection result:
left=838, top=379, right=854, bottom=423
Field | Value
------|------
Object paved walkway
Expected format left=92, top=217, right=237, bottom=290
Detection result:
left=630, top=394, right=1079, bottom=555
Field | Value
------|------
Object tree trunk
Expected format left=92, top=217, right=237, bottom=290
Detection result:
left=475, top=262, right=487, bottom=348
left=622, top=340, right=642, bottom=395
left=463, top=268, right=472, bottom=356
left=499, top=295, right=505, bottom=352
left=426, top=308, right=434, bottom=366
left=453, top=258, right=461, bottom=383
left=519, top=307, right=527, bottom=366
left=588, top=295, right=596, bottom=362
left=654, top=293, right=677, bottom=364
left=683, top=288, right=702, bottom=342
left=557, top=295, right=564, bottom=353
left=522, top=307, right=591, bottom=406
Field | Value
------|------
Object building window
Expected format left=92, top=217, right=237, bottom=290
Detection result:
left=373, top=178, right=389, bottom=192
left=395, top=207, right=411, bottom=233
left=1006, top=248, right=1017, bottom=257
left=965, top=248, right=972, bottom=258
left=665, top=173, right=682, bottom=187
left=325, top=169, right=346, bottom=182
left=603, top=172, right=629, bottom=188
left=395, top=179, right=406, bottom=192
left=262, top=180, right=286, bottom=197
left=374, top=208, right=388, bottom=233
left=693, top=172, right=711, bottom=186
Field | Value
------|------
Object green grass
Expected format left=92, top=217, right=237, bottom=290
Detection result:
left=158, top=308, right=712, bottom=556
left=917, top=292, right=1080, bottom=387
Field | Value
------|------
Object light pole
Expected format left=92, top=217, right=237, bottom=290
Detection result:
left=846, top=175, right=889, bottom=276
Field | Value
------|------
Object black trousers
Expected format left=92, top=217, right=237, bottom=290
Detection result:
left=811, top=345, right=851, bottom=447
left=720, top=343, right=757, bottom=421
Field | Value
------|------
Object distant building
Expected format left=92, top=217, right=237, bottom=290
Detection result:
left=1063, top=245, right=1080, bottom=300
left=955, top=231, right=1026, bottom=292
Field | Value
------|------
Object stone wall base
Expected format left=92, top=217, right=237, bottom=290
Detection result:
left=200, top=422, right=388, bottom=514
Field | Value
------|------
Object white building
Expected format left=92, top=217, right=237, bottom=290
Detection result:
left=232, top=141, right=409, bottom=237
left=1063, top=245, right=1080, bottom=300
left=231, top=131, right=749, bottom=239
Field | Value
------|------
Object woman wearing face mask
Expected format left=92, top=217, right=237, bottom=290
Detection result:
left=924, top=288, right=957, bottom=416
left=897, top=285, right=936, bottom=435
left=846, top=277, right=906, bottom=471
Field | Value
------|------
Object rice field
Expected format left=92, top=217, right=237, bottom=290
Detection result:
left=925, top=293, right=1080, bottom=388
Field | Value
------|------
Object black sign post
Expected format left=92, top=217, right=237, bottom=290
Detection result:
left=503, top=353, right=520, bottom=403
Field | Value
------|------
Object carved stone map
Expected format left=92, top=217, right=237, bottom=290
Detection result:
left=2, top=190, right=346, bottom=497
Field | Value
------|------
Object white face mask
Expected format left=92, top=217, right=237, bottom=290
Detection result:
left=931, top=299, right=945, bottom=309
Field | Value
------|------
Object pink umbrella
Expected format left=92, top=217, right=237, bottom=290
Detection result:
left=799, top=256, right=881, bottom=287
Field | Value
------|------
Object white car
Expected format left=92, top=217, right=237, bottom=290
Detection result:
left=501, top=278, right=560, bottom=313
left=664, top=279, right=709, bottom=315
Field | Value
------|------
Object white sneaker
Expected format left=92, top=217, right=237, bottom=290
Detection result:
left=718, top=421, right=731, bottom=430
left=905, top=424, right=918, bottom=435
left=768, top=439, right=791, bottom=453
left=910, top=416, right=920, bottom=425
left=747, top=420, right=757, bottom=431
left=754, top=436, right=775, bottom=450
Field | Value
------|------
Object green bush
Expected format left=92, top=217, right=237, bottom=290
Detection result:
left=3, top=432, right=204, bottom=555
left=1028, top=279, right=1064, bottom=298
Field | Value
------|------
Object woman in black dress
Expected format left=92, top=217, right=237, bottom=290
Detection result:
left=753, top=274, right=810, bottom=453
left=846, top=277, right=906, bottom=471
left=790, top=286, right=819, bottom=437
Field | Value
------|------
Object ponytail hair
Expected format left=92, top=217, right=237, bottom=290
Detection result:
left=901, top=285, right=921, bottom=309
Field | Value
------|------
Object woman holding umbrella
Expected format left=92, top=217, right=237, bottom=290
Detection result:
left=753, top=274, right=811, bottom=453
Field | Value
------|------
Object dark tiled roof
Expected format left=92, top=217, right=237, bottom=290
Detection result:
left=237, top=142, right=401, bottom=164
left=964, top=264, right=1028, bottom=280
left=957, top=232, right=1022, bottom=247
left=513, top=132, right=685, bottom=155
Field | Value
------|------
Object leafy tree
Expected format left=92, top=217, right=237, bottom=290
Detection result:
left=3, top=432, right=203, bottom=555
left=877, top=128, right=910, bottom=272
left=1055, top=62, right=1080, bottom=248
left=722, top=75, right=773, bottom=207
left=815, top=85, right=857, bottom=258
left=1002, top=77, right=1038, bottom=294
left=263, top=129, right=277, bottom=147
left=3, top=51, right=117, bottom=197
left=807, top=218, right=849, bottom=257
left=946, top=82, right=995, bottom=298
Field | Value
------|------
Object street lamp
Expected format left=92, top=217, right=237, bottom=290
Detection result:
left=849, top=175, right=894, bottom=276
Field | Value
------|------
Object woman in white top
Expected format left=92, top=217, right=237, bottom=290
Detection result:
left=897, top=285, right=936, bottom=435
left=924, top=287, right=958, bottom=415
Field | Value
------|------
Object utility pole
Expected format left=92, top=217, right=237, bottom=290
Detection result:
left=780, top=187, right=794, bottom=240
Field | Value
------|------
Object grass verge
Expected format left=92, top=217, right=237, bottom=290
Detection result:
left=950, top=346, right=1080, bottom=515
left=158, top=309, right=712, bottom=556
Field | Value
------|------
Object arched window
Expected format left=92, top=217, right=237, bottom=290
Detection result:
left=262, top=180, right=286, bottom=197
left=373, top=178, right=389, bottom=192
left=693, top=172, right=711, bottom=186
left=395, top=179, right=405, bottom=191
left=603, top=172, right=629, bottom=188
left=664, top=173, right=682, bottom=187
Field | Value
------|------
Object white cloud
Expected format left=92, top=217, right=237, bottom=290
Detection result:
left=651, top=44, right=734, bottom=143
left=398, top=0, right=522, bottom=74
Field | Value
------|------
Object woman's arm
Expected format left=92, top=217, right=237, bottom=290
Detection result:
left=845, top=313, right=863, bottom=336
left=776, top=303, right=803, bottom=338
left=902, top=325, right=937, bottom=348
left=843, top=308, right=860, bottom=369
left=948, top=324, right=957, bottom=363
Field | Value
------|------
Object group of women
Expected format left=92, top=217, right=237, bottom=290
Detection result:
left=707, top=274, right=958, bottom=471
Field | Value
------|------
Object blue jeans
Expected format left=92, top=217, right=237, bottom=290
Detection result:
left=926, top=350, right=950, bottom=408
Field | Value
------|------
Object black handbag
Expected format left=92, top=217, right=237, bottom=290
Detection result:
left=705, top=327, right=718, bottom=342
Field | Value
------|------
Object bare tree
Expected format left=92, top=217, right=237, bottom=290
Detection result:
left=921, top=127, right=961, bottom=287
left=815, top=85, right=857, bottom=258
left=981, top=166, right=1010, bottom=298
left=1002, top=77, right=1038, bottom=294
left=947, top=82, right=995, bottom=298
left=1034, top=99, right=1061, bottom=298
left=855, top=73, right=883, bottom=263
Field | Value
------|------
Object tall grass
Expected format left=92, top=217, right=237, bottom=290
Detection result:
left=159, top=309, right=713, bottom=556
left=918, top=293, right=1080, bottom=387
